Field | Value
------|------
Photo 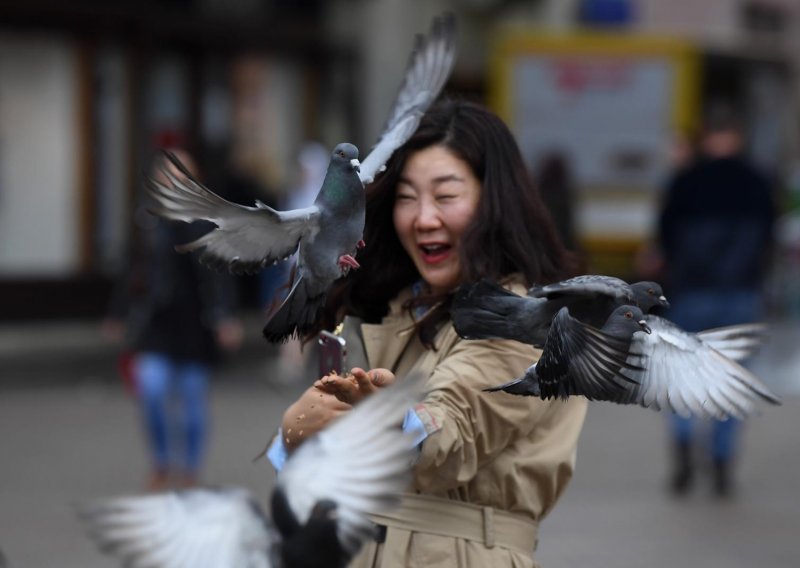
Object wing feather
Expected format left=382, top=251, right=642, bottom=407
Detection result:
left=279, top=373, right=425, bottom=556
left=147, top=151, right=321, bottom=274
left=544, top=308, right=639, bottom=400
left=79, top=488, right=271, bottom=568
left=359, top=14, right=457, bottom=184
left=695, top=323, right=768, bottom=362
left=618, top=316, right=780, bottom=418
left=528, top=274, right=633, bottom=301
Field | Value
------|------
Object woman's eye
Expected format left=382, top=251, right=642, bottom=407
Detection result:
left=396, top=193, right=414, bottom=201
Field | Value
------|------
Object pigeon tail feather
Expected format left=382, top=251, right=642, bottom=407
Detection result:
left=484, top=370, right=540, bottom=397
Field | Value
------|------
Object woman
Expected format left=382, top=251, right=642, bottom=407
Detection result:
left=269, top=100, right=587, bottom=567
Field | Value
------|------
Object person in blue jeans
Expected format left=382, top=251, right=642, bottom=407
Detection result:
left=665, top=291, right=764, bottom=496
left=657, top=105, right=775, bottom=497
left=105, top=148, right=242, bottom=491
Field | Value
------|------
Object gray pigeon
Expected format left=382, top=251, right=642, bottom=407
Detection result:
left=486, top=305, right=651, bottom=401
left=483, top=301, right=781, bottom=419
left=146, top=13, right=457, bottom=342
left=79, top=373, right=424, bottom=568
left=452, top=276, right=668, bottom=347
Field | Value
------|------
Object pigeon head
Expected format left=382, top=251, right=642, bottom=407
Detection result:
left=608, top=305, right=651, bottom=335
left=630, top=281, right=669, bottom=312
left=331, top=143, right=360, bottom=173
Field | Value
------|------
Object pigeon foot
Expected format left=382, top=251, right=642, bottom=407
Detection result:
left=338, top=254, right=360, bottom=271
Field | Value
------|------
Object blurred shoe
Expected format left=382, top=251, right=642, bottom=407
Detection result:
left=670, top=442, right=694, bottom=496
left=146, top=470, right=169, bottom=493
left=713, top=459, right=733, bottom=498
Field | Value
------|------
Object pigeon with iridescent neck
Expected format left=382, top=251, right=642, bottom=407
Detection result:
left=146, top=14, right=458, bottom=341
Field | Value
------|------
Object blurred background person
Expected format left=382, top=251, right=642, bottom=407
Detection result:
left=104, top=147, right=243, bottom=491
left=635, top=130, right=697, bottom=282
left=655, top=104, right=776, bottom=498
left=534, top=150, right=580, bottom=253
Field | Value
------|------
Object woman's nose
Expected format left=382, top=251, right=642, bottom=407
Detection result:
left=414, top=200, right=442, bottom=230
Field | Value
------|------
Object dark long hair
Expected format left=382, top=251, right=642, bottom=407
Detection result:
left=317, top=100, right=579, bottom=344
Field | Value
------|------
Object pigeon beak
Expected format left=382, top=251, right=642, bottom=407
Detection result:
left=350, top=158, right=361, bottom=172
left=638, top=320, right=652, bottom=334
left=659, top=295, right=670, bottom=308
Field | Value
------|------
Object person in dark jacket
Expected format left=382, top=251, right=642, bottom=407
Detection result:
left=105, top=149, right=243, bottom=491
left=658, top=106, right=776, bottom=497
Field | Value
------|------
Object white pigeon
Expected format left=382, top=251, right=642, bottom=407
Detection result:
left=79, top=373, right=425, bottom=568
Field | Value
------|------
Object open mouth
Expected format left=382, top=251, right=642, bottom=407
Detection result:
left=419, top=243, right=451, bottom=264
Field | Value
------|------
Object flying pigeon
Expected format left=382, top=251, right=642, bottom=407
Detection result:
left=79, top=373, right=424, bottom=568
left=452, top=275, right=668, bottom=347
left=146, top=13, right=458, bottom=342
left=486, top=305, right=652, bottom=401
left=483, top=300, right=781, bottom=419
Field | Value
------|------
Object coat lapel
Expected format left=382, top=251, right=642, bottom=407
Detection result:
left=361, top=318, right=417, bottom=372
left=359, top=288, right=421, bottom=372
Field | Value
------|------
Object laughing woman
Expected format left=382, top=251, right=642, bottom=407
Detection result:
left=269, top=100, right=587, bottom=568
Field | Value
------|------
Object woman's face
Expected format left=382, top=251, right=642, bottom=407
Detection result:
left=393, top=145, right=481, bottom=295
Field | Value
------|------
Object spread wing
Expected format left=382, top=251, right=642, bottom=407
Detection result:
left=278, top=373, right=424, bottom=556
left=78, top=488, right=272, bottom=568
left=695, top=323, right=768, bottom=362
left=358, top=13, right=457, bottom=185
left=147, top=151, right=321, bottom=274
left=538, top=307, right=642, bottom=400
left=617, top=316, right=781, bottom=418
left=528, top=275, right=632, bottom=301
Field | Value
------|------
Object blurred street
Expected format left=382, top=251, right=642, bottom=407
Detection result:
left=1, top=315, right=799, bottom=568
left=3, top=2, right=800, bottom=566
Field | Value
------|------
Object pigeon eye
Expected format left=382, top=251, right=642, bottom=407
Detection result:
left=648, top=288, right=655, bottom=295
left=624, top=311, right=633, bottom=318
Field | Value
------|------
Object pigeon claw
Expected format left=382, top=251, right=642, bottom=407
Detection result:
left=338, top=254, right=360, bottom=271
left=357, top=239, right=366, bottom=249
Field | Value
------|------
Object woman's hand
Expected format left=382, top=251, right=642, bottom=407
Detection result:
left=281, top=386, right=352, bottom=452
left=314, top=368, right=396, bottom=405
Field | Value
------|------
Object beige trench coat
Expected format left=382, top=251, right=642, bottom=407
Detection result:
left=344, top=281, right=588, bottom=568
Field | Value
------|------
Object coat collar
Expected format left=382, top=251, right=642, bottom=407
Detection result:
left=360, top=287, right=419, bottom=371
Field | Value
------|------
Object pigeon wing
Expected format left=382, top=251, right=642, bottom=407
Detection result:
left=617, top=316, right=781, bottom=419
left=528, top=275, right=633, bottom=302
left=694, top=323, right=768, bottom=362
left=358, top=13, right=457, bottom=185
left=78, top=488, right=272, bottom=568
left=148, top=152, right=321, bottom=274
left=278, top=373, right=424, bottom=557
left=541, top=307, right=642, bottom=400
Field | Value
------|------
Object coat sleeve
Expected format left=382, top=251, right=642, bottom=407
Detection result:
left=412, top=331, right=566, bottom=493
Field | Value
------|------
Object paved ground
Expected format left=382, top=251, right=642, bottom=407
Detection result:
left=1, top=316, right=798, bottom=567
